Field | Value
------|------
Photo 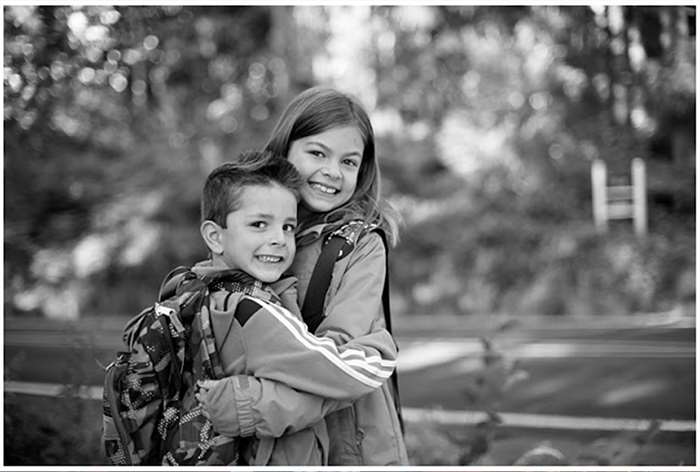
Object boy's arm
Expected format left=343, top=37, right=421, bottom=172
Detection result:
left=200, top=375, right=348, bottom=438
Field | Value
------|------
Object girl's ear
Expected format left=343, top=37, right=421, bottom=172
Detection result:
left=200, top=220, right=224, bottom=255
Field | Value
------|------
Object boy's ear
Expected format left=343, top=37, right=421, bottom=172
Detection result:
left=200, top=220, right=224, bottom=255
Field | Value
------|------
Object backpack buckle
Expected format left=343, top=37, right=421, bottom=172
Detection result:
left=155, top=302, right=185, bottom=334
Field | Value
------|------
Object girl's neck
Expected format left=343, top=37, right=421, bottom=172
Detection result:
left=297, top=205, right=316, bottom=222
left=297, top=204, right=328, bottom=227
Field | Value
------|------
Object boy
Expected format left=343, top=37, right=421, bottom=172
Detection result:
left=170, top=150, right=397, bottom=465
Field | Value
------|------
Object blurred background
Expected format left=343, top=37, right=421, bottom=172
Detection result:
left=3, top=5, right=695, bottom=466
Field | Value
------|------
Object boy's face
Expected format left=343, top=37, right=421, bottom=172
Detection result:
left=212, top=183, right=297, bottom=282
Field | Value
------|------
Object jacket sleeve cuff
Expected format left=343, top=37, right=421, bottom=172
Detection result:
left=233, top=375, right=261, bottom=437
left=201, top=377, right=241, bottom=437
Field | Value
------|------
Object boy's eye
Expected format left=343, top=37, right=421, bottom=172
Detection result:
left=250, top=221, right=267, bottom=229
left=283, top=223, right=296, bottom=232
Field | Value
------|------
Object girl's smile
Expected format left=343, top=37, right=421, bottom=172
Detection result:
left=287, top=126, right=363, bottom=213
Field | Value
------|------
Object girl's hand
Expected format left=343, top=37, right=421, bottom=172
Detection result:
left=196, top=379, right=219, bottom=391
left=195, top=379, right=221, bottom=419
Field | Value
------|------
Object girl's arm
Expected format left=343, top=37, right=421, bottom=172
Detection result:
left=233, top=293, right=397, bottom=399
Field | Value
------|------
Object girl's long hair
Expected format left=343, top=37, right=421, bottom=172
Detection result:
left=264, top=87, right=400, bottom=245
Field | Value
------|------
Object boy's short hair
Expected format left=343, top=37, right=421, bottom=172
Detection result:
left=202, top=150, right=302, bottom=227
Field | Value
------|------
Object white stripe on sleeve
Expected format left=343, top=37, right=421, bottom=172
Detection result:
left=257, top=298, right=395, bottom=369
left=253, top=298, right=394, bottom=387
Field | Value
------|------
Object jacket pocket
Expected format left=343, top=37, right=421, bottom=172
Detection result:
left=325, top=406, right=363, bottom=465
left=263, top=423, right=327, bottom=466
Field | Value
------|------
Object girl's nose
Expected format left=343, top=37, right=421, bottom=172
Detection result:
left=321, top=162, right=341, bottom=180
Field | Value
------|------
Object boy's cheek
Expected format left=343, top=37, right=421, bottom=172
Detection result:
left=287, top=246, right=296, bottom=268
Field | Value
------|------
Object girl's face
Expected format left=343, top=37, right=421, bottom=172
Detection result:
left=287, top=125, right=364, bottom=213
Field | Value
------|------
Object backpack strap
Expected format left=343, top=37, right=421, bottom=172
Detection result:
left=301, top=236, right=350, bottom=333
left=301, top=220, right=367, bottom=332
left=158, top=266, right=196, bottom=302
left=373, top=228, right=404, bottom=434
left=301, top=222, right=404, bottom=433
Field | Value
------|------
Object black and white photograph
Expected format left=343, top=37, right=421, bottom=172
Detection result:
left=3, top=4, right=696, bottom=467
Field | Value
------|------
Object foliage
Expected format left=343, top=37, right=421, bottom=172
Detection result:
left=3, top=5, right=695, bottom=319
left=4, top=6, right=295, bottom=317
left=382, top=5, right=695, bottom=316
left=4, top=393, right=103, bottom=465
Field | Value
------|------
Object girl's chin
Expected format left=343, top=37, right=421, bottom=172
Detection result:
left=305, top=202, right=335, bottom=213
left=302, top=194, right=349, bottom=214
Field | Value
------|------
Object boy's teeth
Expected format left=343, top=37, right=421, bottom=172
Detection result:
left=311, top=183, right=337, bottom=194
left=258, top=256, right=281, bottom=263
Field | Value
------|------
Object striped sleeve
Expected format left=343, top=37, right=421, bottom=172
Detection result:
left=237, top=296, right=397, bottom=400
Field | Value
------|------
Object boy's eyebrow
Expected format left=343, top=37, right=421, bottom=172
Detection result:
left=245, top=212, right=297, bottom=222
left=305, top=140, right=362, bottom=157
left=245, top=212, right=274, bottom=218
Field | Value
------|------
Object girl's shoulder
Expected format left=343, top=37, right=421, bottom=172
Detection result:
left=329, top=219, right=387, bottom=263
left=330, top=219, right=378, bottom=245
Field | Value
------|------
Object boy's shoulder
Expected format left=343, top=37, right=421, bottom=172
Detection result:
left=231, top=296, right=261, bottom=326
left=226, top=291, right=298, bottom=327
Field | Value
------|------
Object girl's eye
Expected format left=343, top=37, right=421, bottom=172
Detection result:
left=343, top=158, right=360, bottom=168
left=309, top=150, right=325, bottom=158
left=283, top=223, right=296, bottom=232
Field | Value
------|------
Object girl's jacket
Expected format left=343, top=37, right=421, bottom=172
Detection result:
left=198, top=223, right=409, bottom=465
left=191, top=260, right=398, bottom=465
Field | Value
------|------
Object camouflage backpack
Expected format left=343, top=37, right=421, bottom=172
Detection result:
left=101, top=267, right=248, bottom=465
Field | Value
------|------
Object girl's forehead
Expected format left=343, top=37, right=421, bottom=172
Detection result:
left=299, top=125, right=364, bottom=148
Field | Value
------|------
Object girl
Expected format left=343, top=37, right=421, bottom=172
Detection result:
left=200, top=87, right=407, bottom=465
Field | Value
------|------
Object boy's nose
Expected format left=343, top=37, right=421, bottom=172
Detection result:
left=269, top=227, right=287, bottom=245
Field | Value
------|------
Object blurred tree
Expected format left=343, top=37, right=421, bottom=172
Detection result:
left=373, top=5, right=694, bottom=315
left=3, top=5, right=695, bottom=319
left=4, top=6, right=290, bottom=317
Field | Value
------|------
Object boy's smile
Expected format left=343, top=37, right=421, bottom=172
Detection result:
left=287, top=126, right=363, bottom=213
left=210, top=183, right=297, bottom=282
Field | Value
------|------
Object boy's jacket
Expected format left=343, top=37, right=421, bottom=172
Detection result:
left=198, top=226, right=409, bottom=465
left=192, top=260, right=399, bottom=465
